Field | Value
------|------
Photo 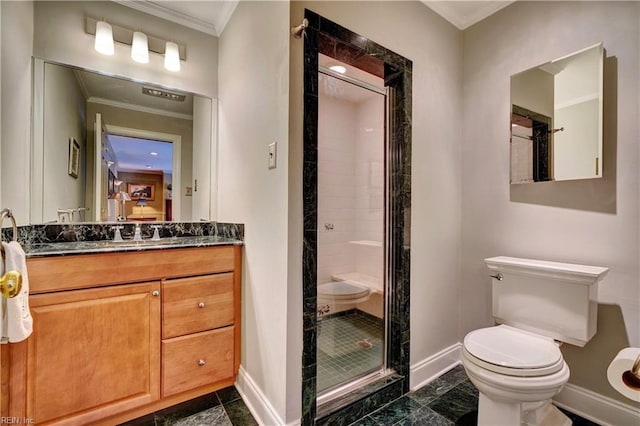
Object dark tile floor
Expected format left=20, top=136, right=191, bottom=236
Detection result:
left=350, top=365, right=600, bottom=426
left=125, top=365, right=600, bottom=425
left=121, top=386, right=257, bottom=426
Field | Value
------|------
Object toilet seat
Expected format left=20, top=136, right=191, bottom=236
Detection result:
left=318, top=280, right=370, bottom=303
left=463, top=325, right=564, bottom=377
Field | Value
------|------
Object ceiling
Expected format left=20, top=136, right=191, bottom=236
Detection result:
left=72, top=67, right=190, bottom=174
left=75, top=68, right=193, bottom=117
left=421, top=1, right=514, bottom=30
left=115, top=0, right=239, bottom=36
left=117, top=0, right=514, bottom=36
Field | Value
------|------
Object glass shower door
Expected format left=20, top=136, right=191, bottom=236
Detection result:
left=316, top=59, right=387, bottom=397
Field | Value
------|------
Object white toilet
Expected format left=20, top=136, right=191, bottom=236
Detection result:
left=462, top=256, right=608, bottom=426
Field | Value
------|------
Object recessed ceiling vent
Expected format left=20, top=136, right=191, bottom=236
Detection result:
left=142, top=87, right=186, bottom=102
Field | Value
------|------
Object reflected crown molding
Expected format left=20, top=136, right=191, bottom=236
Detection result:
left=87, top=97, right=194, bottom=121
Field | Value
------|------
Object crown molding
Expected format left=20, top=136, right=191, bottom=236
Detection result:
left=114, top=1, right=238, bottom=37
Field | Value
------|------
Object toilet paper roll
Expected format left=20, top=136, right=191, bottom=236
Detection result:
left=607, top=347, right=640, bottom=402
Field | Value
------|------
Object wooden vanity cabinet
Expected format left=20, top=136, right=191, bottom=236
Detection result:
left=1, top=245, right=241, bottom=425
left=161, top=273, right=236, bottom=398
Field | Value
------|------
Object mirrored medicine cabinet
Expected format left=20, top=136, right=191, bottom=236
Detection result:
left=510, top=43, right=604, bottom=184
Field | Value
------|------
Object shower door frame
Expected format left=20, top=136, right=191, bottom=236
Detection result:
left=301, top=10, right=412, bottom=424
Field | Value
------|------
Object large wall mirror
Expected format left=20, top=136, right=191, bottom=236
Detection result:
left=31, top=59, right=216, bottom=223
left=510, top=43, right=604, bottom=184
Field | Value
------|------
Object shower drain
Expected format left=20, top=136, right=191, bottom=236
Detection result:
left=357, top=339, right=373, bottom=349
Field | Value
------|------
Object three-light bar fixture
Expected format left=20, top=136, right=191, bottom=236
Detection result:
left=87, top=17, right=186, bottom=72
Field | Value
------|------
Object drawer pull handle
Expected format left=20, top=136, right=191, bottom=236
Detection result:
left=198, top=359, right=206, bottom=366
left=152, top=290, right=160, bottom=297
left=198, top=302, right=205, bottom=309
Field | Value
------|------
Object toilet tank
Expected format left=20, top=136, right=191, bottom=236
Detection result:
left=485, top=256, right=609, bottom=347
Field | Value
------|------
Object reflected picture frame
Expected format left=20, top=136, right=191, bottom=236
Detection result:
left=68, top=137, right=80, bottom=178
left=127, top=183, right=155, bottom=201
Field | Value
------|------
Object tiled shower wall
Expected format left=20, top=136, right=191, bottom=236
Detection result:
left=317, top=93, right=358, bottom=286
left=354, top=95, right=384, bottom=285
left=317, top=86, right=384, bottom=314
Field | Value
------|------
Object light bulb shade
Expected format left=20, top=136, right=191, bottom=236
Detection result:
left=95, top=21, right=114, bottom=56
left=164, top=41, right=181, bottom=72
left=114, top=191, right=131, bottom=201
left=131, top=31, right=149, bottom=64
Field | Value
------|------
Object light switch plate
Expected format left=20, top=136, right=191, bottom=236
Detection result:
left=268, top=142, right=277, bottom=169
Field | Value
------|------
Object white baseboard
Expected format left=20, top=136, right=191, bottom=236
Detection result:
left=409, top=343, right=462, bottom=391
left=235, top=366, right=298, bottom=426
left=554, top=382, right=640, bottom=426
left=237, top=346, right=639, bottom=426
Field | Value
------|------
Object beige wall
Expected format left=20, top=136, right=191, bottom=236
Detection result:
left=462, top=1, right=639, bottom=407
left=33, top=1, right=218, bottom=98
left=0, top=1, right=33, bottom=224
left=42, top=62, right=87, bottom=222
left=217, top=1, right=291, bottom=423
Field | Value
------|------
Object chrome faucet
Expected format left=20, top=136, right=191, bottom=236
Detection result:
left=133, top=223, right=143, bottom=241
left=112, top=226, right=124, bottom=242
left=151, top=225, right=161, bottom=241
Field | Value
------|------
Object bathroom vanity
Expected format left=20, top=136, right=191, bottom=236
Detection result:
left=1, top=240, right=242, bottom=425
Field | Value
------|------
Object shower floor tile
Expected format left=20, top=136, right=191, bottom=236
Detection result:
left=317, top=311, right=384, bottom=393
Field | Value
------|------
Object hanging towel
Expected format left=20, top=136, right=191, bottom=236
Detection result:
left=1, top=241, right=33, bottom=342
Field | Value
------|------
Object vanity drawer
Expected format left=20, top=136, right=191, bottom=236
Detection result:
left=162, top=327, right=234, bottom=397
left=27, top=245, right=236, bottom=293
left=162, top=273, right=234, bottom=338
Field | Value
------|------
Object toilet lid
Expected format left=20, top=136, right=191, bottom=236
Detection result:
left=318, top=280, right=369, bottom=300
left=464, top=325, right=563, bottom=375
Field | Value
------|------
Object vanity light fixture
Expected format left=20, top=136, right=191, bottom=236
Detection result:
left=141, top=87, right=186, bottom=102
left=131, top=31, right=149, bottom=64
left=164, top=41, right=181, bottom=72
left=94, top=21, right=114, bottom=56
left=86, top=17, right=186, bottom=71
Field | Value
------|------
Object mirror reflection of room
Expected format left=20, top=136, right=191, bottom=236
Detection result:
left=105, top=135, right=173, bottom=222
left=35, top=60, right=213, bottom=223
left=510, top=43, right=603, bottom=184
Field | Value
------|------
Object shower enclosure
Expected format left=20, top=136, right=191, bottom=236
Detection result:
left=299, top=10, right=412, bottom=424
left=316, top=56, right=387, bottom=398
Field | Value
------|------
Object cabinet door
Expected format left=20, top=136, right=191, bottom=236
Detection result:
left=24, top=282, right=160, bottom=424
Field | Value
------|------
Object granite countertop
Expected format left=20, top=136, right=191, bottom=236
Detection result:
left=5, top=222, right=245, bottom=258
left=25, top=235, right=243, bottom=258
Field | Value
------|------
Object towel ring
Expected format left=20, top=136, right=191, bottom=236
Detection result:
left=0, top=208, right=18, bottom=243
left=0, top=209, right=22, bottom=302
